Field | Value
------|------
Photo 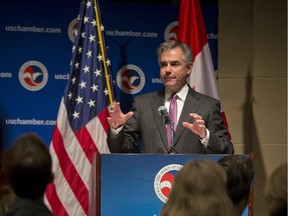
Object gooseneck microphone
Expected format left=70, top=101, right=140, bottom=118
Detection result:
left=157, top=106, right=171, bottom=125
left=158, top=106, right=177, bottom=154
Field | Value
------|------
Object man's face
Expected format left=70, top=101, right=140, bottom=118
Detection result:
left=159, top=47, right=192, bottom=93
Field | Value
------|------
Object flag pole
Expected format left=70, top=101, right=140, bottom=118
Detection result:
left=94, top=0, right=113, bottom=106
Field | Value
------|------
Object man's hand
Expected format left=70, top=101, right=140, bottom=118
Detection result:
left=107, top=102, right=134, bottom=129
left=182, top=113, right=206, bottom=138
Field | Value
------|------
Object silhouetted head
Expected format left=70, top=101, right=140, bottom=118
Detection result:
left=3, top=133, right=53, bottom=200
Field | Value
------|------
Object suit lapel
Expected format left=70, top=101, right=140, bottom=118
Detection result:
left=174, top=88, right=201, bottom=144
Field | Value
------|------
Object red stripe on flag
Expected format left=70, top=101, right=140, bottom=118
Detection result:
left=178, top=0, right=208, bottom=59
left=51, top=125, right=89, bottom=215
left=75, top=126, right=99, bottom=163
left=98, top=108, right=110, bottom=134
left=45, top=183, right=69, bottom=216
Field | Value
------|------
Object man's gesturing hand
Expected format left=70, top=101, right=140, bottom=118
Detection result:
left=107, top=102, right=134, bottom=129
left=183, top=113, right=207, bottom=138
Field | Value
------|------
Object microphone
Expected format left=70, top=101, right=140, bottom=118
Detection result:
left=158, top=106, right=171, bottom=125
left=158, top=106, right=177, bottom=154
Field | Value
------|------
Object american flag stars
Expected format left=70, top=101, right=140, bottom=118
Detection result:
left=89, top=34, right=95, bottom=42
left=63, top=3, right=113, bottom=126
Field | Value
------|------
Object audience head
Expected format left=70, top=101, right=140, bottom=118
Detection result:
left=3, top=133, right=53, bottom=200
left=218, top=155, right=254, bottom=204
left=160, top=159, right=234, bottom=216
left=265, top=163, right=287, bottom=216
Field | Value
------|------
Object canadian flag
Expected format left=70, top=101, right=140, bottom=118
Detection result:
left=177, top=0, right=230, bottom=137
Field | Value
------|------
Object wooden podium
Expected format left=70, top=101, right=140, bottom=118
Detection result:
left=89, top=154, right=253, bottom=216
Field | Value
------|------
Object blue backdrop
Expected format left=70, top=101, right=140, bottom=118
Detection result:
left=0, top=0, right=218, bottom=149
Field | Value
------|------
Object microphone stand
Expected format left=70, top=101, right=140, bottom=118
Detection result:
left=167, top=121, right=177, bottom=154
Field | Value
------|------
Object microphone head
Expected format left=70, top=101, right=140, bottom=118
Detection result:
left=158, top=106, right=168, bottom=117
left=158, top=106, right=172, bottom=125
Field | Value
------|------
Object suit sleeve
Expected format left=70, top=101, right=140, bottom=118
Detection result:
left=107, top=98, right=140, bottom=153
left=204, top=100, right=234, bottom=154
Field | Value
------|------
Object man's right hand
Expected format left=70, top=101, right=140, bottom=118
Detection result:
left=107, top=102, right=134, bottom=129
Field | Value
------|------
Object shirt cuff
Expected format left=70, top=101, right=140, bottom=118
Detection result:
left=199, top=128, right=210, bottom=147
left=110, top=125, right=124, bottom=136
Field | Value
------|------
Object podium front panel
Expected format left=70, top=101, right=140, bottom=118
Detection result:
left=100, top=154, right=227, bottom=216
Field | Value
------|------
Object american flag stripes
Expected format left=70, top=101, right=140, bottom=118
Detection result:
left=44, top=0, right=115, bottom=215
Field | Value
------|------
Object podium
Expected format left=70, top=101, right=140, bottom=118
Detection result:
left=91, top=154, right=252, bottom=216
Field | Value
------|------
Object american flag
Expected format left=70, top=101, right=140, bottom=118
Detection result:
left=44, top=0, right=115, bottom=215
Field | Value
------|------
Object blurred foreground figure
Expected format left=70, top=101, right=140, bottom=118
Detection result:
left=160, top=159, right=235, bottom=216
left=265, top=163, right=287, bottom=216
left=1, top=133, right=54, bottom=216
left=218, top=155, right=254, bottom=216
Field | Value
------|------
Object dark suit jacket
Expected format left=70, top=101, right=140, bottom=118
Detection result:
left=108, top=86, right=234, bottom=154
left=1, top=198, right=54, bottom=216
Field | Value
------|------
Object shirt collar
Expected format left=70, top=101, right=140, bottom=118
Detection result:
left=165, top=84, right=189, bottom=102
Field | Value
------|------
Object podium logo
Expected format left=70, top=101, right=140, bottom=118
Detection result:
left=154, top=164, right=183, bottom=203
left=19, top=60, right=48, bottom=91
left=116, top=64, right=145, bottom=94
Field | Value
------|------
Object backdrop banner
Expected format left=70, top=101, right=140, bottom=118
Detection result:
left=0, top=0, right=218, bottom=148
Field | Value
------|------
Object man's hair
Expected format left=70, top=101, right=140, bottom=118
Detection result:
left=3, top=133, right=52, bottom=199
left=157, top=40, right=193, bottom=66
left=218, top=155, right=254, bottom=204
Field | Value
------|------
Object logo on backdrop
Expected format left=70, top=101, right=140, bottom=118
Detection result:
left=154, top=164, right=183, bottom=203
left=68, top=18, right=78, bottom=43
left=164, top=21, right=178, bottom=41
left=116, top=64, right=145, bottom=94
left=19, top=60, right=48, bottom=91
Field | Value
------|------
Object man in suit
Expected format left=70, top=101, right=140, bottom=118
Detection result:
left=107, top=40, right=233, bottom=154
